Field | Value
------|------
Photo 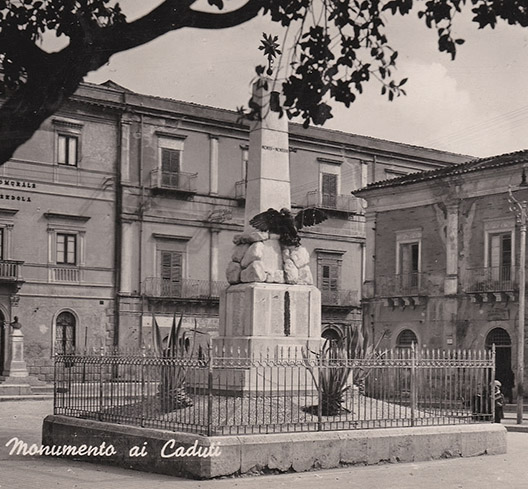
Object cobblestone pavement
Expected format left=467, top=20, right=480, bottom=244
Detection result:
left=1, top=400, right=527, bottom=489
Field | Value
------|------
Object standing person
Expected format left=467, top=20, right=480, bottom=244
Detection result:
left=494, top=380, right=505, bottom=423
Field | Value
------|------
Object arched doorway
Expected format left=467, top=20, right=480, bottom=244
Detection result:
left=322, top=326, right=342, bottom=344
left=55, top=311, right=76, bottom=354
left=485, top=327, right=514, bottom=403
left=396, top=329, right=418, bottom=349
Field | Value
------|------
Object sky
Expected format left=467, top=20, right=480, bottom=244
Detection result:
left=83, top=1, right=528, bottom=158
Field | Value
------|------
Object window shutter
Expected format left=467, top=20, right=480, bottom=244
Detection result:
left=161, top=149, right=181, bottom=173
left=160, top=251, right=182, bottom=297
left=321, top=173, right=338, bottom=208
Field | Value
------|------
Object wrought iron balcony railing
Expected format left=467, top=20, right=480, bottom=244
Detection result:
left=150, top=169, right=197, bottom=193
left=0, top=260, right=23, bottom=281
left=464, top=266, right=518, bottom=293
left=320, top=289, right=359, bottom=307
left=143, top=278, right=229, bottom=299
left=376, top=272, right=427, bottom=297
left=306, top=191, right=364, bottom=214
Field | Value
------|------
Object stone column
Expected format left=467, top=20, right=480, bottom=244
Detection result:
left=444, top=202, right=459, bottom=295
left=210, top=228, right=220, bottom=283
left=4, top=317, right=28, bottom=378
left=363, top=209, right=376, bottom=298
left=120, top=121, right=131, bottom=183
left=245, top=82, right=291, bottom=229
left=209, top=135, right=219, bottom=196
left=120, top=220, right=134, bottom=294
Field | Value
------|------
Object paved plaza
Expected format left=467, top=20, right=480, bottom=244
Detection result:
left=1, top=400, right=527, bottom=489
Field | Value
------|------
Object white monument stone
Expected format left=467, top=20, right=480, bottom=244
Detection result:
left=213, top=80, right=322, bottom=391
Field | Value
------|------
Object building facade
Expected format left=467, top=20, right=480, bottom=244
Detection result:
left=356, top=150, right=528, bottom=401
left=0, top=81, right=469, bottom=382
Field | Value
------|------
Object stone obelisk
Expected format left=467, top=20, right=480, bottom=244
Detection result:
left=213, top=81, right=321, bottom=373
left=244, top=85, right=291, bottom=228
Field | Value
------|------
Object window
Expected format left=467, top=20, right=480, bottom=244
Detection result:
left=317, top=158, right=341, bottom=209
left=160, top=250, right=183, bottom=297
left=321, top=262, right=339, bottom=292
left=395, top=229, right=422, bottom=291
left=396, top=329, right=417, bottom=349
left=53, top=118, right=83, bottom=168
left=485, top=328, right=512, bottom=348
left=317, top=250, right=345, bottom=304
left=241, top=146, right=249, bottom=182
left=488, top=232, right=512, bottom=282
left=55, top=311, right=76, bottom=354
left=57, top=134, right=78, bottom=167
left=56, top=233, right=77, bottom=265
left=399, top=242, right=419, bottom=287
left=321, top=173, right=338, bottom=208
left=161, top=148, right=181, bottom=173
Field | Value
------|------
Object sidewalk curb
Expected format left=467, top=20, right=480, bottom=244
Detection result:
left=0, top=395, right=53, bottom=402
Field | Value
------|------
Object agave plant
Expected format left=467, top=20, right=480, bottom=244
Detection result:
left=304, top=323, right=386, bottom=416
left=152, top=313, right=202, bottom=413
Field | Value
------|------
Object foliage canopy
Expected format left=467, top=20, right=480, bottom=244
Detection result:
left=0, top=0, right=527, bottom=164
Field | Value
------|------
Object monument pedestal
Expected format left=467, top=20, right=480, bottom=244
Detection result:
left=215, top=282, right=321, bottom=354
left=3, top=328, right=29, bottom=378
left=212, top=283, right=321, bottom=393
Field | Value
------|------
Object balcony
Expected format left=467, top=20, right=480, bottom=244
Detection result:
left=320, top=289, right=359, bottom=308
left=306, top=191, right=364, bottom=214
left=0, top=260, right=24, bottom=286
left=376, top=272, right=428, bottom=307
left=150, top=169, right=197, bottom=197
left=235, top=180, right=246, bottom=203
left=143, top=278, right=228, bottom=301
left=464, top=266, right=518, bottom=302
left=50, top=266, right=80, bottom=283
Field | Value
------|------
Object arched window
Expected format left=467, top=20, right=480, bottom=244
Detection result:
left=55, top=311, right=76, bottom=354
left=485, top=328, right=511, bottom=348
left=396, top=329, right=417, bottom=349
left=322, top=327, right=342, bottom=343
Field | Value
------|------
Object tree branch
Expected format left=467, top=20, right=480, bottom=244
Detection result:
left=98, top=0, right=265, bottom=54
left=0, top=26, right=50, bottom=75
left=0, top=0, right=266, bottom=165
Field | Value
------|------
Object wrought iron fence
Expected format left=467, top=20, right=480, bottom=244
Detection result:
left=306, top=190, right=364, bottom=214
left=150, top=169, right=197, bottom=193
left=320, top=289, right=359, bottom=307
left=464, top=266, right=518, bottom=293
left=142, top=278, right=229, bottom=299
left=376, top=272, right=429, bottom=296
left=54, top=347, right=495, bottom=436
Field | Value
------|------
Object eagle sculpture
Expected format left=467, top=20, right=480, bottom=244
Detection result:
left=249, top=207, right=328, bottom=247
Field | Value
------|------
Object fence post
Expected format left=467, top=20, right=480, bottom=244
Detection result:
left=317, top=347, right=323, bottom=431
left=207, top=342, right=213, bottom=437
left=53, top=354, right=57, bottom=414
left=410, top=343, right=416, bottom=427
left=140, top=345, right=146, bottom=428
left=99, top=346, right=104, bottom=421
left=491, top=344, right=496, bottom=424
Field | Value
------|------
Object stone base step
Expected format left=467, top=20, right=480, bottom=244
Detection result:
left=0, top=384, right=32, bottom=395
left=0, top=394, right=53, bottom=402
left=0, top=375, right=49, bottom=386
left=31, top=385, right=54, bottom=395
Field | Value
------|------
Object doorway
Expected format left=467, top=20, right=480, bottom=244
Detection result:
left=485, top=327, right=514, bottom=403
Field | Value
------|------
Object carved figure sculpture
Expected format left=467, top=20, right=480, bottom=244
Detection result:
left=249, top=207, right=327, bottom=246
